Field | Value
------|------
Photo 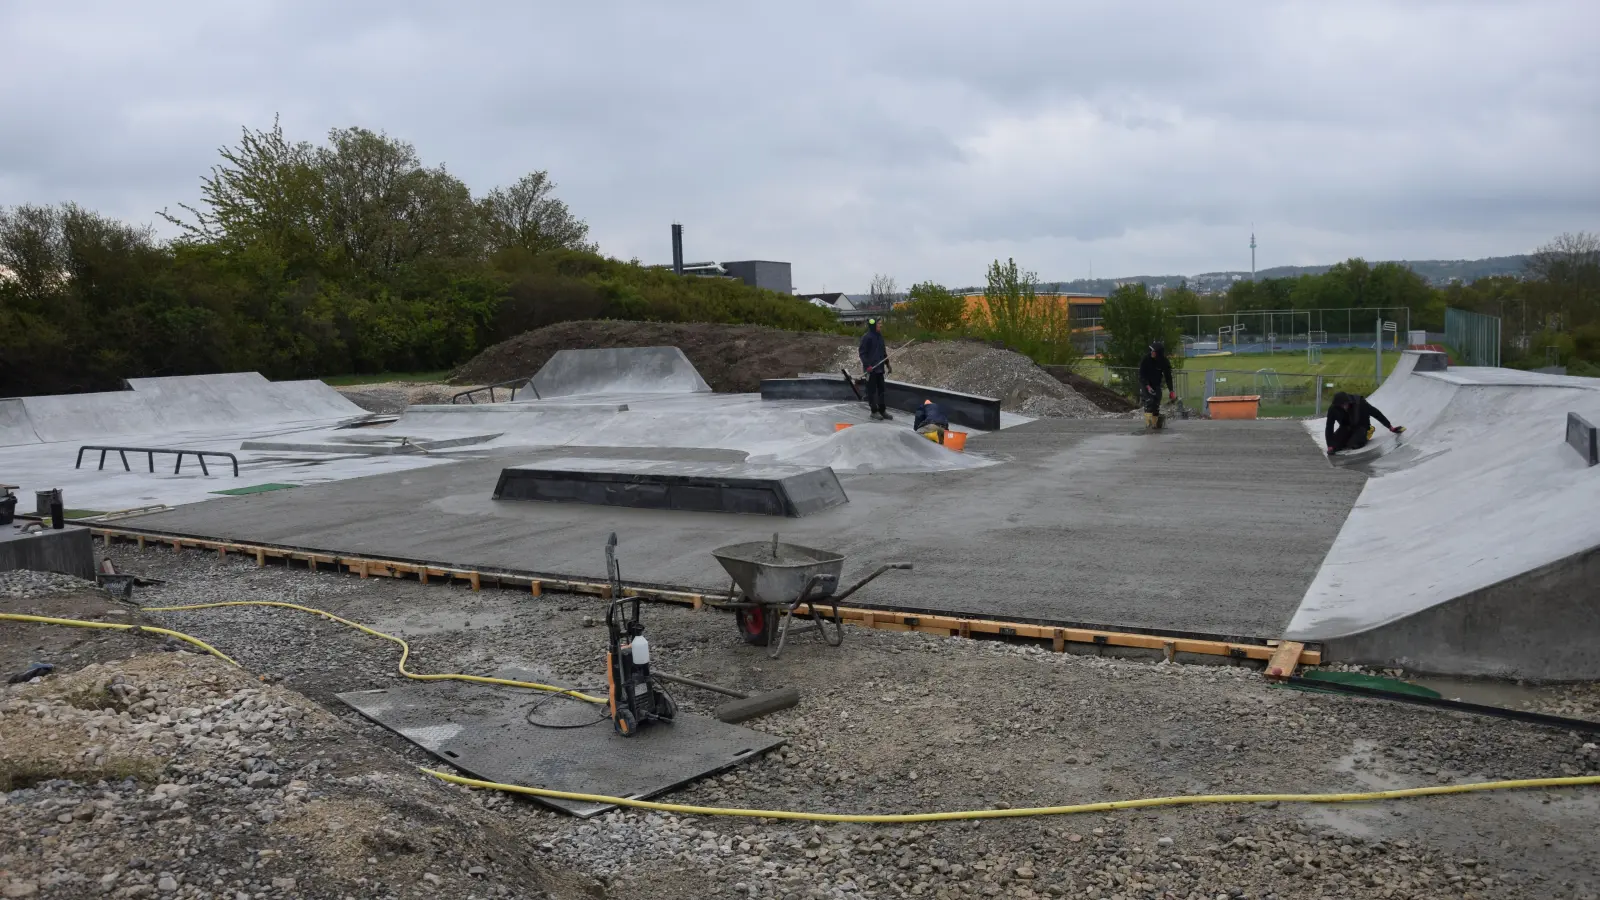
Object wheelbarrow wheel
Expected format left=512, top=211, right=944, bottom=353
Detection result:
left=737, top=606, right=780, bottom=646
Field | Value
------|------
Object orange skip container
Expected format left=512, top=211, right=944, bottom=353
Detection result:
left=1205, top=395, right=1262, bottom=420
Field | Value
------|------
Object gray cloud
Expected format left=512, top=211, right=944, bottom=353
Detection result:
left=2, top=0, right=1595, bottom=290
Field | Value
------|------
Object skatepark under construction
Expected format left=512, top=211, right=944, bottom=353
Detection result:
left=4, top=347, right=1599, bottom=680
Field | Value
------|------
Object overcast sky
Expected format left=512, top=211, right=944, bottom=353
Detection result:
left=3, top=1, right=1597, bottom=291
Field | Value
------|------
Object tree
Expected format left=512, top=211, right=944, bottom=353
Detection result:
left=867, top=273, right=899, bottom=314
left=159, top=116, right=325, bottom=268
left=1525, top=231, right=1600, bottom=333
left=982, top=257, right=1037, bottom=349
left=479, top=171, right=594, bottom=256
left=1101, top=283, right=1182, bottom=377
left=907, top=281, right=965, bottom=332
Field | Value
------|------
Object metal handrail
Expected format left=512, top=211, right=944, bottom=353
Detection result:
left=75, top=445, right=240, bottom=477
left=450, top=377, right=536, bottom=404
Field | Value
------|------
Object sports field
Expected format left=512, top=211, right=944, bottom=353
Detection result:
left=1079, top=348, right=1403, bottom=418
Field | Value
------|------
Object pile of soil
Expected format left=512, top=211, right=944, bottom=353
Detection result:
left=829, top=340, right=1109, bottom=418
left=453, top=321, right=851, bottom=394
left=1042, top=366, right=1140, bottom=413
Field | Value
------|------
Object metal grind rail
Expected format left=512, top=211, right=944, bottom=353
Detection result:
left=76, top=445, right=240, bottom=477
left=451, top=378, right=536, bottom=404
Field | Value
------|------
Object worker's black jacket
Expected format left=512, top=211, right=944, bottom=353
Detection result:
left=859, top=329, right=887, bottom=371
left=914, top=402, right=950, bottom=431
left=1138, top=353, right=1173, bottom=393
left=1325, top=395, right=1393, bottom=448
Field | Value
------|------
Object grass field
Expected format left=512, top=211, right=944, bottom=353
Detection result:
left=318, top=370, right=453, bottom=387
left=1079, top=348, right=1403, bottom=419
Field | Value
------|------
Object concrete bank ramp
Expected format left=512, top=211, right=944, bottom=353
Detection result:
left=1288, top=352, right=1600, bottom=678
left=0, top=399, right=42, bottom=447
left=4, top=373, right=367, bottom=444
left=531, top=347, right=712, bottom=398
left=749, top=423, right=995, bottom=474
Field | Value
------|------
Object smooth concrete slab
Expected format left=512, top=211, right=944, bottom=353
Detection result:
left=494, top=459, right=848, bottom=517
left=531, top=347, right=712, bottom=398
left=116, top=419, right=1363, bottom=639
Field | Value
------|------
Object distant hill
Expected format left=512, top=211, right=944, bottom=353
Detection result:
left=1026, top=255, right=1529, bottom=295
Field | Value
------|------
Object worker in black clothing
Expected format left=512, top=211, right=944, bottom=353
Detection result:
left=1326, top=392, right=1405, bottom=453
left=1138, top=341, right=1176, bottom=428
left=914, top=399, right=950, bottom=443
left=859, top=318, right=892, bottom=420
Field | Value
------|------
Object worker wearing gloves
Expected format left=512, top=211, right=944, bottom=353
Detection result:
left=1138, top=341, right=1176, bottom=428
left=859, top=318, right=892, bottom=420
left=1326, top=392, right=1405, bottom=453
left=914, top=399, right=951, bottom=443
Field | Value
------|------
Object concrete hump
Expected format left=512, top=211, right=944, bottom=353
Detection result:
left=0, top=398, right=41, bottom=447
left=494, top=458, right=847, bottom=517
left=530, top=347, right=711, bottom=398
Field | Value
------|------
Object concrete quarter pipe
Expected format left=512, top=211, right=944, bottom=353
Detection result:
left=1289, top=351, right=1600, bottom=679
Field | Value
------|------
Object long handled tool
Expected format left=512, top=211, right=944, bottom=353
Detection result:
left=840, top=339, right=919, bottom=399
left=652, top=672, right=801, bottom=724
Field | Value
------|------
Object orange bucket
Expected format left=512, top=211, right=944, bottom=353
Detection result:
left=1205, top=395, right=1261, bottom=420
left=835, top=423, right=853, bottom=431
left=943, top=431, right=967, bottom=452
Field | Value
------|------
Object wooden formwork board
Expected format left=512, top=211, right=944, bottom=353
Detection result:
left=90, top=527, right=1316, bottom=667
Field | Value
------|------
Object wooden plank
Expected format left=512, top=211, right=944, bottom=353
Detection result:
left=529, top=580, right=540, bottom=596
left=255, top=549, right=265, bottom=567
left=1265, top=641, right=1306, bottom=680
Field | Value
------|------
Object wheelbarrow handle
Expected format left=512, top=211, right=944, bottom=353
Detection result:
left=829, top=562, right=912, bottom=606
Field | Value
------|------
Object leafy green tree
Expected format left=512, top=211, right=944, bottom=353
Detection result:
left=907, top=281, right=964, bottom=332
left=983, top=257, right=1037, bottom=349
left=1102, top=283, right=1183, bottom=376
left=479, top=171, right=594, bottom=255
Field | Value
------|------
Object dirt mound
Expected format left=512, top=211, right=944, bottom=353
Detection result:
left=830, top=340, right=1108, bottom=418
left=454, top=321, right=1111, bottom=418
left=454, top=321, right=851, bottom=394
left=334, top=382, right=486, bottom=414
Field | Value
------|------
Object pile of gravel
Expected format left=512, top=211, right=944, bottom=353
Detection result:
left=333, top=382, right=483, bottom=415
left=832, top=341, right=1109, bottom=418
left=0, top=570, right=101, bottom=600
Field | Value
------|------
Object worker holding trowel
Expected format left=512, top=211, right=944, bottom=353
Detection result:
left=1138, top=341, right=1176, bottom=429
left=1325, top=392, right=1405, bottom=454
left=914, top=399, right=950, bottom=443
left=859, top=318, right=892, bottom=420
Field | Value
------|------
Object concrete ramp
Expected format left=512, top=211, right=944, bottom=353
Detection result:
left=10, top=373, right=368, bottom=445
left=0, top=399, right=41, bottom=447
left=1289, top=353, right=1600, bottom=678
left=749, top=424, right=995, bottom=474
left=530, top=347, right=711, bottom=398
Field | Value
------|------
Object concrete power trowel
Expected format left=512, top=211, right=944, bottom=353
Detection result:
left=603, top=534, right=676, bottom=736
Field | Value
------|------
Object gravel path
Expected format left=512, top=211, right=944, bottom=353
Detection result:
left=3, top=547, right=1597, bottom=900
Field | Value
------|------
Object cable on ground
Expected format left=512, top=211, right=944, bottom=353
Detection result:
left=422, top=768, right=1600, bottom=824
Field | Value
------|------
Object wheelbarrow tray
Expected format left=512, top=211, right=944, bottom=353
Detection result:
left=711, top=541, right=846, bottom=604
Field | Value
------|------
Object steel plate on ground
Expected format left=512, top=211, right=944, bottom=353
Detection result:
left=336, top=671, right=785, bottom=817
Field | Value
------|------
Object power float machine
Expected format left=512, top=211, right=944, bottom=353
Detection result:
left=604, top=533, right=676, bottom=736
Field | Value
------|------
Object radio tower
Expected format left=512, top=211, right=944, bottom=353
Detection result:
left=1249, top=229, right=1257, bottom=281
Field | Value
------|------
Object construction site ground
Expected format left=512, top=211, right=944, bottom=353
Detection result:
left=5, top=549, right=1599, bottom=900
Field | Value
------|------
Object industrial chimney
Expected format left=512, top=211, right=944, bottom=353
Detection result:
left=671, top=223, right=684, bottom=276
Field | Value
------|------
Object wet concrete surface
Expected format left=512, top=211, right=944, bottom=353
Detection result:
left=117, top=419, right=1365, bottom=639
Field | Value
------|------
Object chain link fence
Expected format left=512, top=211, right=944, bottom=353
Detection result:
left=1079, top=366, right=1381, bottom=419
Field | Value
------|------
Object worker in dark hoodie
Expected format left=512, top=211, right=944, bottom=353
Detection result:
left=1326, top=392, right=1405, bottom=453
left=1138, top=341, right=1176, bottom=429
left=914, top=398, right=950, bottom=443
left=859, top=318, right=892, bottom=420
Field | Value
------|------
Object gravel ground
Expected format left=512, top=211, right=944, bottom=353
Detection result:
left=333, top=383, right=486, bottom=415
left=3, top=547, right=1598, bottom=900
left=0, top=570, right=102, bottom=601
left=832, top=343, right=1110, bottom=419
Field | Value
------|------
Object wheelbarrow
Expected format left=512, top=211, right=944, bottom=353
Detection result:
left=712, top=534, right=911, bottom=659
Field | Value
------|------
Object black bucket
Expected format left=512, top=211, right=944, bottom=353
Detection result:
left=97, top=573, right=136, bottom=601
left=0, top=493, right=15, bottom=526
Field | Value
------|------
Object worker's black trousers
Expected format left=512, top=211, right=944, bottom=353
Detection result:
left=1141, top=385, right=1161, bottom=414
left=866, top=370, right=887, bottom=413
left=1330, top=411, right=1374, bottom=451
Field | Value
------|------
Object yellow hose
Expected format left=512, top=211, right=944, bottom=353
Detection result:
left=423, top=768, right=1600, bottom=823
left=20, top=605, right=1598, bottom=826
left=0, top=612, right=239, bottom=667
left=142, top=601, right=604, bottom=704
